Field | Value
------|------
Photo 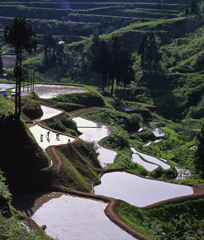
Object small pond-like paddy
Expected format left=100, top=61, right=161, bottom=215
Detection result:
left=38, top=105, right=62, bottom=121
left=27, top=105, right=198, bottom=240
left=0, top=83, right=15, bottom=90
left=94, top=172, right=195, bottom=207
left=33, top=84, right=88, bottom=99
left=32, top=194, right=137, bottom=240
left=29, top=124, right=75, bottom=150
left=73, top=117, right=117, bottom=167
left=131, top=147, right=170, bottom=170
left=131, top=153, right=158, bottom=171
left=30, top=106, right=75, bottom=150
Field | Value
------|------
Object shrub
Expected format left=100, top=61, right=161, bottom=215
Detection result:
left=54, top=91, right=105, bottom=107
left=103, top=131, right=129, bottom=150
left=74, top=141, right=101, bottom=168
left=54, top=102, right=85, bottom=112
left=137, top=128, right=156, bottom=142
left=22, top=99, right=43, bottom=119
left=85, top=108, right=141, bottom=132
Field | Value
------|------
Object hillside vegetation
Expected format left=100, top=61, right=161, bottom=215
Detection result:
left=0, top=0, right=203, bottom=121
left=1, top=0, right=204, bottom=239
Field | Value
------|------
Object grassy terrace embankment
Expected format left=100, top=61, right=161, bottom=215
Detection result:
left=0, top=0, right=184, bottom=46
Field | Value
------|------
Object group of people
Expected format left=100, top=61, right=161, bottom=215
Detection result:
left=40, top=130, right=72, bottom=144
left=40, top=130, right=61, bottom=142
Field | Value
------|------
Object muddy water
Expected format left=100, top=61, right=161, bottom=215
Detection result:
left=32, top=194, right=136, bottom=240
left=94, top=172, right=194, bottom=207
left=73, top=117, right=117, bottom=167
left=33, top=84, right=88, bottom=99
left=131, top=153, right=158, bottom=171
left=131, top=147, right=170, bottom=170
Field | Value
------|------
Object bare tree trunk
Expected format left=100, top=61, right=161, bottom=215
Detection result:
left=110, top=78, right=114, bottom=96
left=15, top=55, right=18, bottom=120
left=18, top=49, right=22, bottom=120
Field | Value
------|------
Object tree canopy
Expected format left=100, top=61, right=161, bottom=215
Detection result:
left=4, top=13, right=37, bottom=120
left=92, top=35, right=134, bottom=95
left=91, top=39, right=110, bottom=90
left=138, top=32, right=162, bottom=72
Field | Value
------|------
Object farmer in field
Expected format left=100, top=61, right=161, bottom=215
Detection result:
left=56, top=133, right=60, bottom=141
left=47, top=130, right=51, bottom=138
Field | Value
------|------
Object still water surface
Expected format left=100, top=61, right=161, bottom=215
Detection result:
left=33, top=84, right=88, bottom=99
left=73, top=117, right=117, bottom=167
left=32, top=194, right=136, bottom=240
left=131, top=147, right=170, bottom=170
left=94, top=172, right=194, bottom=207
left=131, top=153, right=158, bottom=171
left=0, top=83, right=15, bottom=90
left=30, top=106, right=195, bottom=239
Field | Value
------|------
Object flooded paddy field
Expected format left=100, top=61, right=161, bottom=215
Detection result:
left=94, top=172, right=195, bottom=207
left=33, top=84, right=88, bottom=99
left=32, top=193, right=137, bottom=240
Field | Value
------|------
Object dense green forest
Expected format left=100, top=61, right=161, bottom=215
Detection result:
left=1, top=0, right=204, bottom=120
left=1, top=0, right=204, bottom=239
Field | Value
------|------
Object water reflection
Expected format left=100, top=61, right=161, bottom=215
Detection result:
left=176, top=167, right=191, bottom=180
left=131, top=153, right=158, bottom=171
left=38, top=105, right=62, bottom=121
left=32, top=194, right=136, bottom=240
left=149, top=126, right=165, bottom=137
left=0, top=83, right=15, bottom=90
left=94, top=172, right=194, bottom=207
left=131, top=147, right=170, bottom=170
left=33, top=84, right=88, bottom=99
left=143, top=141, right=151, bottom=147
left=73, top=117, right=117, bottom=167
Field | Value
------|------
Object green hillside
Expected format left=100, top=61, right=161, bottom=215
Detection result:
left=0, top=0, right=202, bottom=120
left=1, top=1, right=204, bottom=239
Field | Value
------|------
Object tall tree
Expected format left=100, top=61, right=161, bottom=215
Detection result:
left=4, top=13, right=37, bottom=120
left=191, top=0, right=198, bottom=14
left=109, top=35, right=134, bottom=95
left=109, top=35, right=123, bottom=96
left=120, top=49, right=135, bottom=94
left=0, top=43, right=3, bottom=75
left=91, top=39, right=110, bottom=90
left=43, top=32, right=56, bottom=66
left=138, top=32, right=161, bottom=72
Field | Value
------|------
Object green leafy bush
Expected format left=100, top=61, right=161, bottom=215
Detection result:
left=54, top=91, right=105, bottom=107
left=42, top=112, right=78, bottom=136
left=137, top=128, right=157, bottom=142
left=22, top=98, right=43, bottom=119
left=119, top=198, right=204, bottom=240
left=54, top=102, right=85, bottom=112
left=0, top=177, right=11, bottom=207
left=74, top=141, right=101, bottom=168
left=102, top=131, right=129, bottom=151
left=85, top=108, right=141, bottom=132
